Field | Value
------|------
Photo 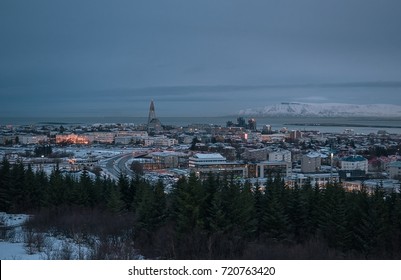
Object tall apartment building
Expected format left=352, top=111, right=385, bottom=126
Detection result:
left=269, top=149, right=292, bottom=163
left=301, top=152, right=322, bottom=173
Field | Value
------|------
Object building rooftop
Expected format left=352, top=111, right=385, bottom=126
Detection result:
left=192, top=153, right=226, bottom=160
left=388, top=161, right=401, bottom=168
left=305, top=152, right=321, bottom=158
left=342, top=155, right=367, bottom=162
left=151, top=151, right=187, bottom=157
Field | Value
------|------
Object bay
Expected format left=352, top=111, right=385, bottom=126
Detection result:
left=1, top=116, right=401, bottom=134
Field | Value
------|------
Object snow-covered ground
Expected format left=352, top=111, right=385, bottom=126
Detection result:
left=0, top=212, right=91, bottom=260
left=0, top=213, right=40, bottom=260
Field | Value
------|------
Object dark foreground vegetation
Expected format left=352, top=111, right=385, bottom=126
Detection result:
left=1, top=157, right=401, bottom=259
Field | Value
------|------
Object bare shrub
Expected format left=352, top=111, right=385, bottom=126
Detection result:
left=34, top=232, right=46, bottom=252
left=241, top=236, right=349, bottom=260
left=24, top=228, right=37, bottom=255
left=89, top=234, right=140, bottom=260
left=24, top=228, right=46, bottom=255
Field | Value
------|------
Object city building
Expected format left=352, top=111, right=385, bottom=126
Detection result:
left=340, top=155, right=368, bottom=173
left=0, top=135, right=16, bottom=145
left=89, top=132, right=115, bottom=144
left=388, top=161, right=401, bottom=179
left=147, top=100, right=162, bottom=134
left=254, top=161, right=292, bottom=178
left=56, top=134, right=91, bottom=145
left=189, top=153, right=248, bottom=179
left=343, top=179, right=400, bottom=193
left=289, top=130, right=302, bottom=141
left=241, top=148, right=269, bottom=161
left=115, top=131, right=148, bottom=145
left=143, top=151, right=189, bottom=169
left=301, top=152, right=321, bottom=173
left=19, top=135, right=48, bottom=145
left=269, top=149, right=292, bottom=163
left=262, top=125, right=272, bottom=134
left=144, top=136, right=177, bottom=147
left=260, top=133, right=286, bottom=143
left=248, top=118, right=257, bottom=131
left=287, top=172, right=340, bottom=188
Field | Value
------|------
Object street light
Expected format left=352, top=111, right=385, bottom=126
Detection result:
left=41, top=155, right=44, bottom=171
left=330, top=152, right=333, bottom=184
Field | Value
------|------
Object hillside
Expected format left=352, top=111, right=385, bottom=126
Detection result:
left=239, top=103, right=401, bottom=117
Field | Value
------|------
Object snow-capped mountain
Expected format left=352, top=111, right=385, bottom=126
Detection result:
left=238, top=103, right=401, bottom=117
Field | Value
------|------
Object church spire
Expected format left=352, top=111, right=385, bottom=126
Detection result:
left=148, top=99, right=156, bottom=126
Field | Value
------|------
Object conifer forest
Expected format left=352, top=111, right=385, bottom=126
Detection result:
left=1, top=158, right=401, bottom=259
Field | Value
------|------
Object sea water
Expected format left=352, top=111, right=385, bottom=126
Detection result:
left=1, top=116, right=401, bottom=134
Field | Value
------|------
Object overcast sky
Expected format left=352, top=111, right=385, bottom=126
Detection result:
left=1, top=0, right=401, bottom=117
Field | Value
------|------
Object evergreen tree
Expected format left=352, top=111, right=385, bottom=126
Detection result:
left=287, top=182, right=308, bottom=242
left=107, top=186, right=124, bottom=213
left=118, top=173, right=132, bottom=211
left=23, top=164, right=42, bottom=211
left=235, top=180, right=257, bottom=236
left=80, top=168, right=97, bottom=207
left=0, top=157, right=12, bottom=212
left=202, top=173, right=221, bottom=232
left=261, top=174, right=289, bottom=240
left=10, top=161, right=26, bottom=212
left=319, top=183, right=351, bottom=252
left=136, top=179, right=166, bottom=232
left=48, top=164, right=67, bottom=207
left=35, top=168, right=49, bottom=208
left=253, top=181, right=266, bottom=235
left=171, top=174, right=204, bottom=234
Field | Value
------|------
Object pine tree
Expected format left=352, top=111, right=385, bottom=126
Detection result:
left=0, top=157, right=12, bottom=212
left=253, top=181, right=266, bottom=236
left=35, top=168, right=49, bottom=208
left=287, top=182, right=308, bottom=242
left=78, top=168, right=94, bottom=207
left=118, top=172, right=132, bottom=211
left=202, top=173, right=221, bottom=232
left=261, top=174, right=289, bottom=240
left=48, top=164, right=67, bottom=207
left=23, top=164, right=42, bottom=211
left=171, top=174, right=204, bottom=234
left=319, top=182, right=351, bottom=252
left=107, top=186, right=124, bottom=213
left=152, top=179, right=167, bottom=227
left=235, top=180, right=257, bottom=237
left=10, top=161, right=26, bottom=212
left=135, top=179, right=167, bottom=232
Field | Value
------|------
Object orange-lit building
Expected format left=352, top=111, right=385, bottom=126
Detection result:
left=56, top=134, right=91, bottom=145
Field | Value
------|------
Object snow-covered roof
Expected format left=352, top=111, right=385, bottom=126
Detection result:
left=193, top=153, right=226, bottom=160
left=342, top=155, right=367, bottom=162
left=306, top=152, right=321, bottom=158
left=151, top=151, right=187, bottom=157
left=388, top=161, right=401, bottom=168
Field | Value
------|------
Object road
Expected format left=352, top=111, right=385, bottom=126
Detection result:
left=103, top=150, right=148, bottom=180
left=104, top=153, right=134, bottom=180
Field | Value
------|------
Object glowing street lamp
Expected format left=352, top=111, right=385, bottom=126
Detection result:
left=330, top=153, right=334, bottom=184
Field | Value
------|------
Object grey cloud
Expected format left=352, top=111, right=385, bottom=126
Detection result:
left=1, top=0, right=401, bottom=117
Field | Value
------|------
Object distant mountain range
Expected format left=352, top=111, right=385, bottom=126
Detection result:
left=238, top=103, right=401, bottom=117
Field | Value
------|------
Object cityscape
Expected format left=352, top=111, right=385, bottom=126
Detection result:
left=1, top=0, right=401, bottom=269
left=1, top=100, right=401, bottom=260
left=1, top=100, right=401, bottom=192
